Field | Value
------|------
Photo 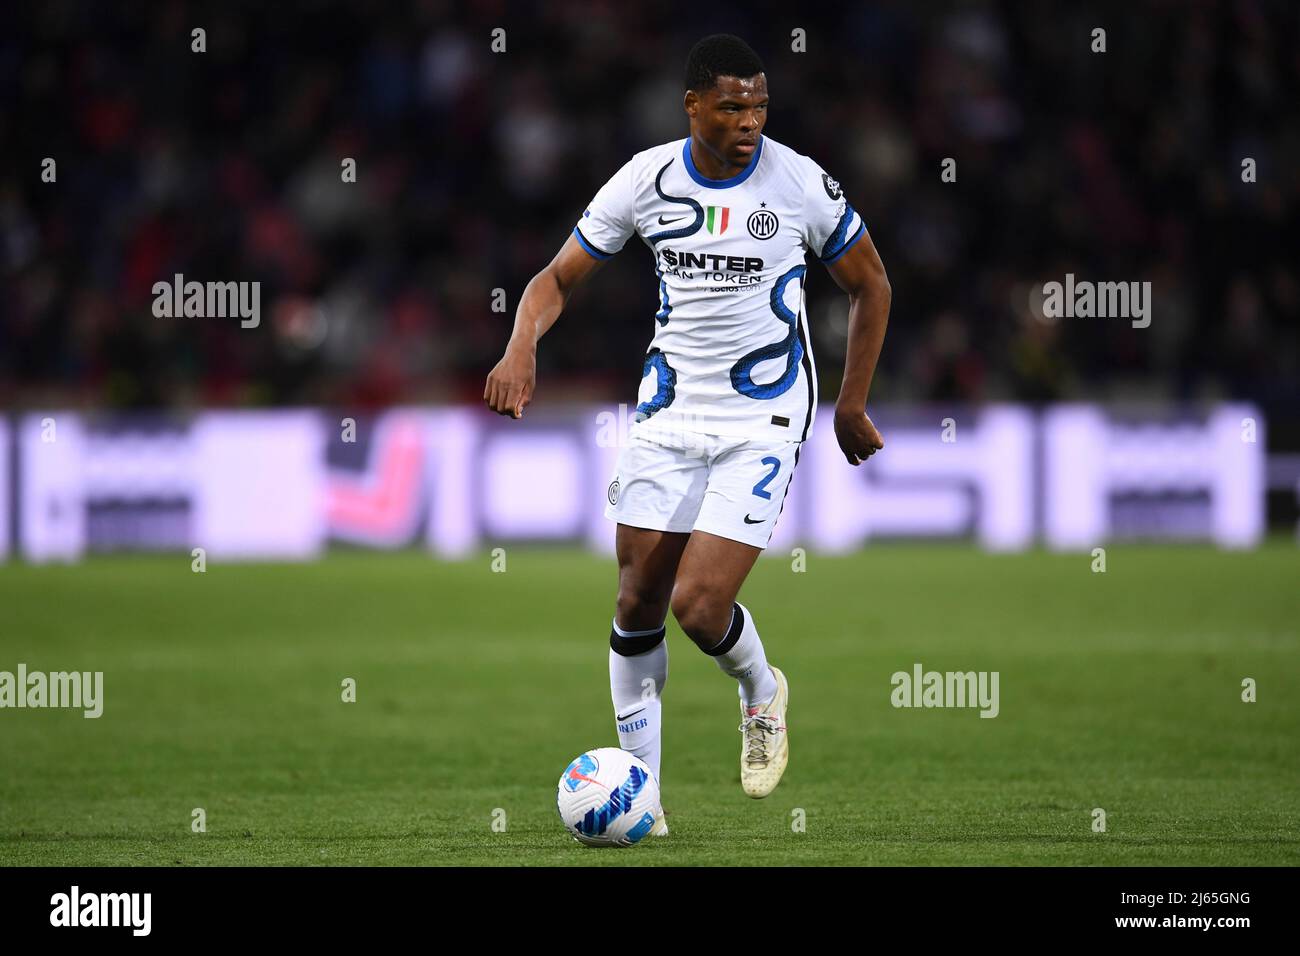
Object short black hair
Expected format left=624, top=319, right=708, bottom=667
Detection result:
left=684, top=34, right=764, bottom=92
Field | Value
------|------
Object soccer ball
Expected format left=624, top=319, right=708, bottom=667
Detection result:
left=556, top=747, right=662, bottom=847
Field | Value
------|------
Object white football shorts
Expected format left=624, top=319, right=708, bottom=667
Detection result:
left=603, top=422, right=802, bottom=549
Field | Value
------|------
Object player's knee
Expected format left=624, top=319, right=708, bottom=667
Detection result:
left=670, top=584, right=729, bottom=646
left=616, top=584, right=669, bottom=632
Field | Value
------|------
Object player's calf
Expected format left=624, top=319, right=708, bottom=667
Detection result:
left=700, top=602, right=778, bottom=710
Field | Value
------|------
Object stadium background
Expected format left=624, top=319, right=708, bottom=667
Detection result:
left=4, top=2, right=1298, bottom=412
left=1, top=2, right=1297, bottom=866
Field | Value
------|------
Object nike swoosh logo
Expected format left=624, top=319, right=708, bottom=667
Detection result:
left=743, top=515, right=764, bottom=524
left=657, top=215, right=686, bottom=225
left=616, top=707, right=646, bottom=722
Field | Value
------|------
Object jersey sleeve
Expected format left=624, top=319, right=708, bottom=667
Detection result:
left=573, top=158, right=636, bottom=260
left=801, top=160, right=866, bottom=265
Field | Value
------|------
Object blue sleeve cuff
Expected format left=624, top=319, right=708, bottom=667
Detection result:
left=820, top=221, right=866, bottom=265
left=573, top=226, right=614, bottom=260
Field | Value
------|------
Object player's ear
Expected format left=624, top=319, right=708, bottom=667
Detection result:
left=683, top=89, right=697, bottom=117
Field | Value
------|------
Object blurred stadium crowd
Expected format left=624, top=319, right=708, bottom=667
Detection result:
left=2, top=1, right=1297, bottom=419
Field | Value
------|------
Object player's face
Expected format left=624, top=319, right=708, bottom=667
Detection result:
left=687, top=73, right=769, bottom=167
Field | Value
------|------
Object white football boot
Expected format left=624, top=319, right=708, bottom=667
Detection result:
left=651, top=805, right=669, bottom=837
left=738, top=665, right=789, bottom=798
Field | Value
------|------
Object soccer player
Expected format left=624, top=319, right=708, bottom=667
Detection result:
left=484, top=34, right=890, bottom=829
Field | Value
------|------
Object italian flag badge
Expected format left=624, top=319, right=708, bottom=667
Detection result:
left=704, top=205, right=730, bottom=235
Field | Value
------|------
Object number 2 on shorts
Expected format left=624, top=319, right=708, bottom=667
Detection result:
left=751, top=456, right=782, bottom=500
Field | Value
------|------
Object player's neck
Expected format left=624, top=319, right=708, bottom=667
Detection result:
left=688, top=135, right=749, bottom=181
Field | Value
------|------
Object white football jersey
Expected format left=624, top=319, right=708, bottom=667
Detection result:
left=574, top=134, right=865, bottom=442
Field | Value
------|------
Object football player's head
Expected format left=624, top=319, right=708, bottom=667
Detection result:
left=684, top=34, right=768, bottom=169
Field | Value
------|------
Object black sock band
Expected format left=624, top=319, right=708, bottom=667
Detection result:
left=609, top=624, right=667, bottom=656
left=703, top=603, right=745, bottom=657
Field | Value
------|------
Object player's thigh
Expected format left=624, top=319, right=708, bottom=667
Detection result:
left=670, top=530, right=762, bottom=638
left=670, top=528, right=759, bottom=600
left=614, top=523, right=690, bottom=627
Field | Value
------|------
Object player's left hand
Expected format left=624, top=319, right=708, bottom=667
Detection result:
left=833, top=405, right=884, bottom=466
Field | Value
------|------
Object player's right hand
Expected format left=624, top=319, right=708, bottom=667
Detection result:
left=484, top=347, right=536, bottom=419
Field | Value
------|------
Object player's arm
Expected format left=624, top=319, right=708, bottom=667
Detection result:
left=484, top=233, right=608, bottom=419
left=824, top=229, right=891, bottom=465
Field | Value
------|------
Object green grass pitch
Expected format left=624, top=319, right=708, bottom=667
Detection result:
left=1, top=543, right=1297, bottom=866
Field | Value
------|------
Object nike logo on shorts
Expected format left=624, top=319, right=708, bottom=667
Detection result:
left=743, top=514, right=765, bottom=524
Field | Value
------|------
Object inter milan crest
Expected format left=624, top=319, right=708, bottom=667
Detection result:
left=747, top=208, right=779, bottom=239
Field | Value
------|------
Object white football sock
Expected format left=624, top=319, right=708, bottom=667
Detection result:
left=706, top=602, right=778, bottom=710
left=609, top=619, right=668, bottom=785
